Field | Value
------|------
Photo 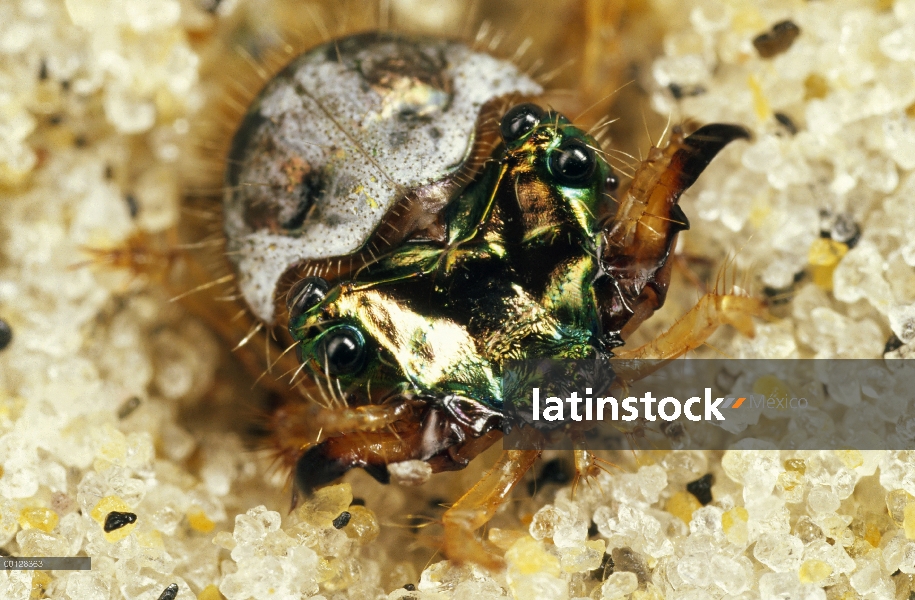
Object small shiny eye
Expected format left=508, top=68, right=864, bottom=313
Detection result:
left=549, top=141, right=596, bottom=187
left=287, top=276, right=329, bottom=316
left=318, top=326, right=366, bottom=375
left=605, top=172, right=619, bottom=193
left=499, top=103, right=545, bottom=143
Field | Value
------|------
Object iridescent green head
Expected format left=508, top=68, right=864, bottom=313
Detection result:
left=286, top=277, right=503, bottom=407
left=497, top=103, right=619, bottom=244
left=284, top=103, right=623, bottom=413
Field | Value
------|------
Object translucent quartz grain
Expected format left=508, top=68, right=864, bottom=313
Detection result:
left=65, top=572, right=111, bottom=600
left=665, top=492, right=701, bottom=525
left=600, top=572, right=638, bottom=599
left=722, top=506, right=749, bottom=546
left=849, top=556, right=894, bottom=597
left=529, top=504, right=588, bottom=548
left=505, top=537, right=567, bottom=600
left=753, top=532, right=804, bottom=572
left=558, top=540, right=605, bottom=573
left=18, top=506, right=58, bottom=533
left=887, top=488, right=913, bottom=526
left=759, top=572, right=825, bottom=600
left=676, top=554, right=709, bottom=587
left=905, top=503, right=915, bottom=539
left=220, top=506, right=320, bottom=600
left=342, top=506, right=379, bottom=544
left=716, top=555, right=753, bottom=594
left=387, top=460, right=433, bottom=486
left=807, top=486, right=841, bottom=514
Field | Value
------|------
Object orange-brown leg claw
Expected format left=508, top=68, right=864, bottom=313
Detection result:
left=442, top=449, right=540, bottom=569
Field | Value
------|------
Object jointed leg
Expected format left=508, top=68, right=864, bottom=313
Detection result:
left=293, top=411, right=503, bottom=498
left=442, top=449, right=540, bottom=569
left=570, top=428, right=622, bottom=498
left=310, top=402, right=419, bottom=436
left=294, top=423, right=428, bottom=496
left=571, top=449, right=607, bottom=497
left=614, top=290, right=765, bottom=362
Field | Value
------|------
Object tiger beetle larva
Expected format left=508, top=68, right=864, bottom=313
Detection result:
left=216, top=31, right=761, bottom=567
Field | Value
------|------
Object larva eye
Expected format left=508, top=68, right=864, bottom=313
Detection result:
left=287, top=277, right=329, bottom=318
left=605, top=172, right=619, bottom=193
left=500, top=103, right=546, bottom=144
left=317, top=326, right=366, bottom=376
left=549, top=140, right=596, bottom=187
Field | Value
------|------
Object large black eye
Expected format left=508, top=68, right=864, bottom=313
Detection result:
left=500, top=103, right=545, bottom=143
left=318, top=326, right=366, bottom=375
left=287, top=276, right=329, bottom=316
left=549, top=141, right=596, bottom=187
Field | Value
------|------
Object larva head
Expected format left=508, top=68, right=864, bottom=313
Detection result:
left=496, top=102, right=620, bottom=248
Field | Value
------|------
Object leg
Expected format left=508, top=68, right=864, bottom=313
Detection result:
left=442, top=449, right=540, bottom=569
left=571, top=449, right=602, bottom=498
left=614, top=290, right=765, bottom=362
left=570, top=429, right=622, bottom=498
left=311, top=402, right=419, bottom=435
left=294, top=423, right=427, bottom=495
left=270, top=400, right=421, bottom=464
left=293, top=408, right=503, bottom=496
